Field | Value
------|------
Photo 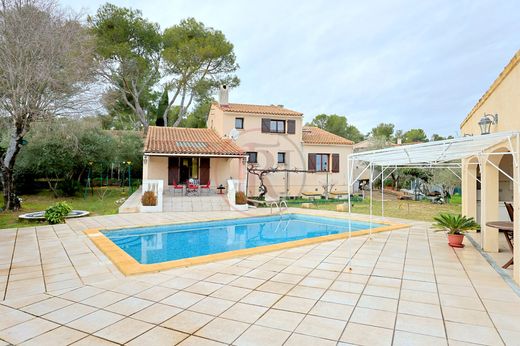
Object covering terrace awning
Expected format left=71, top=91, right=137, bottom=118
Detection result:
left=348, top=131, right=520, bottom=167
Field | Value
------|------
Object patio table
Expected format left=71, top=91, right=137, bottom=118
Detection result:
left=486, top=221, right=514, bottom=269
left=186, top=184, right=200, bottom=196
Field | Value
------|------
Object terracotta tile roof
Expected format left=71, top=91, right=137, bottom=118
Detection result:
left=144, top=126, right=244, bottom=156
left=213, top=102, right=303, bottom=116
left=302, top=126, right=354, bottom=145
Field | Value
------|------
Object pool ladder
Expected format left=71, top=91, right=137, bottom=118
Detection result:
left=269, top=200, right=288, bottom=215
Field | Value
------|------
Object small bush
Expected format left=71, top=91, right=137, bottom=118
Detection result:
left=235, top=191, right=247, bottom=205
left=141, top=191, right=157, bottom=206
left=45, top=201, right=72, bottom=224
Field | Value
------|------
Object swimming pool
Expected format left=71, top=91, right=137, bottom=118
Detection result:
left=102, top=214, right=385, bottom=265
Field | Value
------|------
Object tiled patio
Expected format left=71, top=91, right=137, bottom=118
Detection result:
left=119, top=188, right=231, bottom=213
left=1, top=208, right=519, bottom=345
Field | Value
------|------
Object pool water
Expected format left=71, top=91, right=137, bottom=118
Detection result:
left=102, top=214, right=383, bottom=264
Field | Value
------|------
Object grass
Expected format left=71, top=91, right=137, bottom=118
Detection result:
left=0, top=187, right=131, bottom=230
left=286, top=197, right=461, bottom=222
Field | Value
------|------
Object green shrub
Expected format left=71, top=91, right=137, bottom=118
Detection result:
left=45, top=201, right=72, bottom=224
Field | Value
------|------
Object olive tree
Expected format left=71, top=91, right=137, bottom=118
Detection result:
left=0, top=0, right=96, bottom=210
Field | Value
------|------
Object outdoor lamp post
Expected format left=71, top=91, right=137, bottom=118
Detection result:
left=127, top=161, right=132, bottom=195
left=478, top=113, right=498, bottom=135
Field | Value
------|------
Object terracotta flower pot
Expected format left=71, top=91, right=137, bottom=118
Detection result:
left=448, top=234, right=464, bottom=248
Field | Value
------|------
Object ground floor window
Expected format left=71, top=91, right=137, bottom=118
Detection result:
left=247, top=152, right=258, bottom=164
left=278, top=152, right=286, bottom=164
left=315, top=154, right=329, bottom=171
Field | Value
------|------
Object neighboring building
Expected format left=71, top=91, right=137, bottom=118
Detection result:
left=143, top=86, right=353, bottom=198
left=460, top=49, right=520, bottom=253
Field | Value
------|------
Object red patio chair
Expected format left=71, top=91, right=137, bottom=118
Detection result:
left=200, top=181, right=211, bottom=195
left=171, top=181, right=184, bottom=195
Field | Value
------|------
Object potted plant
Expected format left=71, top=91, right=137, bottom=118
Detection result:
left=233, top=191, right=248, bottom=211
left=433, top=213, right=480, bottom=248
left=140, top=190, right=161, bottom=212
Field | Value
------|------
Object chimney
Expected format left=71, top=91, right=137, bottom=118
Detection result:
left=219, top=85, right=229, bottom=106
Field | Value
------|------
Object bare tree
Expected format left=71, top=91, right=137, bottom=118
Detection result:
left=0, top=0, right=96, bottom=210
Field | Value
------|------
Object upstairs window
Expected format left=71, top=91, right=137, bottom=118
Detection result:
left=235, top=117, right=244, bottom=129
left=270, top=120, right=285, bottom=133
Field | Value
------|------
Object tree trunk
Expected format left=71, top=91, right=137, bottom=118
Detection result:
left=1, top=129, right=24, bottom=211
left=172, top=88, right=187, bottom=127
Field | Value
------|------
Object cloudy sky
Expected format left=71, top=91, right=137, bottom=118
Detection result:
left=63, top=0, right=520, bottom=137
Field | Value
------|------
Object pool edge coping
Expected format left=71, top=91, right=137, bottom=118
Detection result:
left=84, top=212, right=410, bottom=276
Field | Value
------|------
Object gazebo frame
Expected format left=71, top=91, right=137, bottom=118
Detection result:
left=345, top=131, right=520, bottom=283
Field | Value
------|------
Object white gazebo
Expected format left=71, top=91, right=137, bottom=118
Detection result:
left=346, top=131, right=520, bottom=283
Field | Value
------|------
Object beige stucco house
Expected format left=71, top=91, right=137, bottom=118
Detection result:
left=460, top=49, right=520, bottom=281
left=143, top=86, right=353, bottom=199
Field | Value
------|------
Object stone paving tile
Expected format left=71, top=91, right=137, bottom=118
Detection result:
left=66, top=309, right=124, bottom=334
left=0, top=317, right=58, bottom=345
left=18, top=326, right=87, bottom=346
left=195, top=317, right=249, bottom=344
left=219, top=302, right=268, bottom=324
left=255, top=308, right=305, bottom=331
left=1, top=209, right=519, bottom=345
left=42, top=303, right=97, bottom=324
left=126, top=326, right=188, bottom=345
left=234, top=324, right=290, bottom=345
left=340, top=322, right=394, bottom=346
left=93, top=317, right=154, bottom=344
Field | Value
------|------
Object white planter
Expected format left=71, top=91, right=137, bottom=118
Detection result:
left=231, top=204, right=248, bottom=211
left=140, top=204, right=162, bottom=213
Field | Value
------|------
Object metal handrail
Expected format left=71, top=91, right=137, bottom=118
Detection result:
left=269, top=201, right=278, bottom=214
left=279, top=200, right=288, bottom=214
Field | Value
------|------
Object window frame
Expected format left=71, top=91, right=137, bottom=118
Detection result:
left=277, top=152, right=286, bottom=164
left=235, top=117, right=244, bottom=129
left=315, top=153, right=329, bottom=172
left=246, top=151, right=258, bottom=164
left=269, top=119, right=285, bottom=133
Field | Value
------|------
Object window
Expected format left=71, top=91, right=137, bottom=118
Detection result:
left=246, top=151, right=258, bottom=164
left=235, top=117, right=244, bottom=129
left=277, top=152, right=286, bottom=164
left=270, top=120, right=285, bottom=133
left=315, top=154, right=329, bottom=172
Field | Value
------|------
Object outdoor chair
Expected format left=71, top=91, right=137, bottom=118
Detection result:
left=502, top=202, right=514, bottom=268
left=171, top=181, right=184, bottom=196
left=200, top=181, right=211, bottom=195
left=505, top=202, right=514, bottom=222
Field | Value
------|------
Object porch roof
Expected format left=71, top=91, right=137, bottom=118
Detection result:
left=144, top=126, right=245, bottom=157
left=348, top=131, right=519, bottom=167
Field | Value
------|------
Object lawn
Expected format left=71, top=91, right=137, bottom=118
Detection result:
left=0, top=187, right=130, bottom=229
left=286, top=197, right=461, bottom=222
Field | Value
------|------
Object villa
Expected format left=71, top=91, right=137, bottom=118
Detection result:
left=143, top=86, right=353, bottom=199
